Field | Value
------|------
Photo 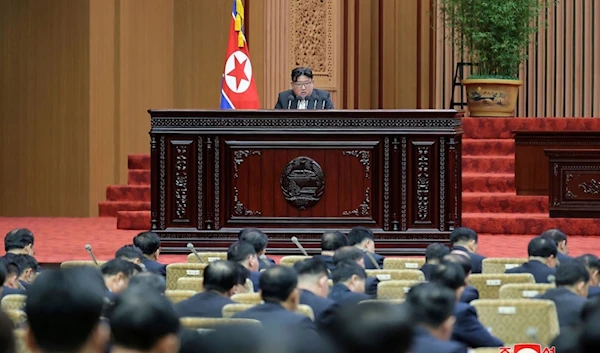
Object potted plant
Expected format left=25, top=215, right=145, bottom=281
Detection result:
left=439, top=0, right=555, bottom=117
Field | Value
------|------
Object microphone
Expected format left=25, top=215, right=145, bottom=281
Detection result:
left=85, top=244, right=99, bottom=267
left=286, top=95, right=295, bottom=109
left=362, top=249, right=381, bottom=270
left=291, top=236, right=309, bottom=256
left=322, top=99, right=326, bottom=109
left=259, top=254, right=273, bottom=268
left=313, top=99, right=317, bottom=109
left=187, top=243, right=205, bottom=263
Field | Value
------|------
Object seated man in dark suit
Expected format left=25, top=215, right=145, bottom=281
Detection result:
left=133, top=231, right=167, bottom=276
left=430, top=260, right=503, bottom=348
left=238, top=228, right=276, bottom=271
left=348, top=226, right=385, bottom=270
left=274, top=67, right=334, bottom=110
left=328, top=261, right=371, bottom=306
left=445, top=253, right=479, bottom=303
left=506, top=236, right=557, bottom=283
left=293, top=258, right=338, bottom=329
left=406, top=282, right=468, bottom=353
left=115, top=245, right=145, bottom=267
left=100, top=259, right=140, bottom=301
left=450, top=227, right=485, bottom=274
left=541, top=228, right=573, bottom=264
left=127, top=272, right=166, bottom=295
left=1, top=262, right=26, bottom=298
left=333, top=246, right=378, bottom=296
left=575, top=254, right=600, bottom=298
left=312, top=230, right=347, bottom=273
left=12, top=254, right=39, bottom=289
left=2, top=228, right=36, bottom=267
left=421, top=243, right=450, bottom=280
left=227, top=240, right=260, bottom=291
left=535, top=262, right=590, bottom=328
left=175, top=260, right=241, bottom=318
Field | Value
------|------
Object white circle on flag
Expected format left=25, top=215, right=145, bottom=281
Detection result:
left=224, top=51, right=253, bottom=94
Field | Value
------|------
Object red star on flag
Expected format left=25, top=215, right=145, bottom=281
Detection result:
left=226, top=56, right=248, bottom=90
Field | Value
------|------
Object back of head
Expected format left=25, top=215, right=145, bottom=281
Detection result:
left=333, top=246, right=363, bottom=266
left=132, top=231, right=161, bottom=256
left=227, top=241, right=256, bottom=263
left=238, top=228, right=268, bottom=254
left=425, top=243, right=450, bottom=263
left=127, top=272, right=166, bottom=295
left=294, top=258, right=329, bottom=280
left=541, top=228, right=567, bottom=245
left=331, top=261, right=366, bottom=284
left=430, top=261, right=466, bottom=291
left=527, top=236, right=558, bottom=258
left=321, top=231, right=348, bottom=251
left=576, top=254, right=600, bottom=271
left=115, top=245, right=144, bottom=262
left=26, top=267, right=106, bottom=353
left=4, top=228, right=34, bottom=252
left=100, top=259, right=138, bottom=278
left=347, top=227, right=374, bottom=246
left=405, top=282, right=456, bottom=328
left=259, top=266, right=298, bottom=303
left=555, top=262, right=590, bottom=287
left=449, top=227, right=477, bottom=246
left=443, top=253, right=472, bottom=276
left=12, top=254, right=38, bottom=273
left=203, top=260, right=238, bottom=294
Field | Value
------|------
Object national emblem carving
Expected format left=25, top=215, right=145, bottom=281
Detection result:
left=280, top=156, right=325, bottom=210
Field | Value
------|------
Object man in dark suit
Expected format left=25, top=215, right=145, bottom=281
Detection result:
left=11, top=254, right=38, bottom=290
left=536, top=262, right=589, bottom=328
left=133, top=231, right=167, bottom=276
left=293, top=258, right=338, bottom=329
left=541, top=228, right=573, bottom=264
left=421, top=243, right=450, bottom=280
left=333, top=246, right=378, bottom=296
left=406, top=282, right=468, bottom=353
left=445, top=253, right=479, bottom=303
left=312, top=230, right=347, bottom=272
left=100, top=259, right=139, bottom=301
left=274, top=67, right=334, bottom=109
left=348, top=226, right=385, bottom=270
left=506, top=236, right=557, bottom=283
left=238, top=228, right=276, bottom=271
left=575, top=254, right=600, bottom=298
left=328, top=261, right=371, bottom=306
left=450, top=227, right=485, bottom=274
left=175, top=260, right=240, bottom=318
left=2, top=262, right=26, bottom=297
left=227, top=240, right=261, bottom=291
left=115, top=245, right=145, bottom=267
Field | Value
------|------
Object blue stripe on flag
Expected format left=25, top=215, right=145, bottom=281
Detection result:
left=220, top=91, right=234, bottom=109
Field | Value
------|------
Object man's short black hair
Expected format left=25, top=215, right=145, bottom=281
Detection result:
left=128, top=273, right=167, bottom=295
left=291, top=67, right=313, bottom=82
left=321, top=231, right=348, bottom=252
left=425, top=243, right=450, bottom=262
left=541, top=228, right=568, bottom=245
left=203, top=261, right=238, bottom=294
left=333, top=246, right=363, bottom=266
left=227, top=241, right=257, bottom=263
left=528, top=236, right=558, bottom=258
left=235, top=263, right=250, bottom=285
left=115, top=245, right=144, bottom=262
left=444, top=253, right=472, bottom=275
left=6, top=263, right=20, bottom=277
left=430, top=261, right=466, bottom=291
left=4, top=228, right=34, bottom=252
left=132, top=231, right=161, bottom=255
left=25, top=267, right=106, bottom=353
left=575, top=254, right=600, bottom=272
left=12, top=254, right=38, bottom=274
left=406, top=282, right=456, bottom=328
left=555, top=262, right=590, bottom=287
left=259, top=266, right=298, bottom=303
left=449, top=227, right=478, bottom=245
left=238, top=228, right=268, bottom=254
left=347, top=227, right=374, bottom=246
left=294, top=258, right=329, bottom=278
left=100, top=259, right=138, bottom=278
left=331, top=261, right=366, bottom=284
left=107, top=289, right=180, bottom=351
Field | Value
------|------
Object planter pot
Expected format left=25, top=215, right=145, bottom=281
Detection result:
left=461, top=78, right=523, bottom=117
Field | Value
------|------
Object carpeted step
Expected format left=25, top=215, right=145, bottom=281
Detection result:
left=462, top=213, right=600, bottom=236
left=462, top=117, right=600, bottom=139
left=117, top=211, right=151, bottom=230
left=462, top=193, right=548, bottom=214
left=462, top=139, right=514, bottom=156
left=98, top=201, right=151, bottom=217
left=462, top=155, right=514, bottom=173
left=128, top=169, right=150, bottom=186
left=462, top=173, right=515, bottom=193
left=106, top=185, right=150, bottom=202
left=128, top=154, right=151, bottom=170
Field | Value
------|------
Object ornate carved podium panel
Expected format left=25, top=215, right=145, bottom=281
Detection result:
left=149, top=110, right=462, bottom=255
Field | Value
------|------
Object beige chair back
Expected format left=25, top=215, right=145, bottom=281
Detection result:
left=360, top=299, right=405, bottom=305
left=383, top=258, right=425, bottom=270
left=499, top=283, right=555, bottom=299
left=468, top=273, right=535, bottom=299
left=365, top=269, right=425, bottom=281
left=482, top=258, right=528, bottom=274
left=15, top=329, right=33, bottom=353
left=279, top=256, right=311, bottom=267
left=166, top=263, right=208, bottom=289
left=60, top=260, right=106, bottom=269
left=176, top=277, right=204, bottom=291
left=180, top=317, right=261, bottom=329
left=1, top=294, right=26, bottom=311
left=471, top=299, right=559, bottom=346
left=231, top=292, right=263, bottom=305
left=222, top=303, right=256, bottom=318
left=377, top=280, right=423, bottom=300
left=4, top=309, right=27, bottom=326
left=296, top=304, right=315, bottom=321
left=165, top=290, right=196, bottom=304
left=187, top=252, right=228, bottom=263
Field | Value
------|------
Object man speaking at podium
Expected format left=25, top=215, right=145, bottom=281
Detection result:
left=274, top=67, right=334, bottom=109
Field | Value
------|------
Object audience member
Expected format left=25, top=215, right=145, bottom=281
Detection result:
left=313, top=231, right=347, bottom=272
left=115, top=245, right=145, bottom=266
left=2, top=229, right=35, bottom=266
left=132, top=231, right=166, bottom=276
left=541, top=228, right=573, bottom=264
left=233, top=263, right=251, bottom=293
left=100, top=259, right=139, bottom=300
left=177, top=329, right=206, bottom=353
left=348, top=226, right=385, bottom=269
left=506, top=236, right=557, bottom=283
left=12, top=254, right=38, bottom=289
left=449, top=227, right=485, bottom=274
left=0, top=309, right=15, bottom=353
left=328, top=261, right=370, bottom=305
left=421, top=243, right=450, bottom=280
left=574, top=254, right=600, bottom=298
left=444, top=253, right=479, bottom=303
left=174, top=260, right=238, bottom=318
left=1, top=263, right=25, bottom=298
left=293, top=258, right=337, bottom=328
left=238, top=228, right=276, bottom=270
left=333, top=246, right=378, bottom=295
left=227, top=241, right=260, bottom=291
left=127, top=272, right=166, bottom=295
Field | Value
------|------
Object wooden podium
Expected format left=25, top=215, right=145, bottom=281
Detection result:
left=149, top=109, right=462, bottom=255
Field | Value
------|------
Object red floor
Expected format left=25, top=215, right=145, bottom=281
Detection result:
left=1, top=217, right=600, bottom=264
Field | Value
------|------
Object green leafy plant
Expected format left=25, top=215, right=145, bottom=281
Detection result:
left=439, top=0, right=556, bottom=79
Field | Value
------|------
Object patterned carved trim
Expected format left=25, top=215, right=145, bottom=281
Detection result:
left=197, top=137, right=203, bottom=229
left=342, top=150, right=370, bottom=178
left=342, top=188, right=370, bottom=216
left=214, top=137, right=220, bottom=230
left=451, top=138, right=460, bottom=227
left=157, top=231, right=452, bottom=241
left=234, top=150, right=261, bottom=178
left=439, top=137, right=446, bottom=231
left=174, top=145, right=189, bottom=219
left=233, top=187, right=262, bottom=216
left=565, top=173, right=578, bottom=199
left=554, top=163, right=559, bottom=176
left=579, top=179, right=600, bottom=194
left=383, top=137, right=390, bottom=230
left=150, top=135, right=157, bottom=229
left=159, top=136, right=166, bottom=229
left=401, top=137, right=407, bottom=230
left=416, top=146, right=430, bottom=221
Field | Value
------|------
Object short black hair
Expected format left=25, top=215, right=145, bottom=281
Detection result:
left=444, top=253, right=472, bottom=275
left=107, top=290, right=180, bottom=351
left=25, top=267, right=106, bottom=353
left=132, top=231, right=161, bottom=255
left=291, top=67, right=313, bottom=82
left=348, top=227, right=374, bottom=246
left=100, top=259, right=138, bottom=278
left=555, top=262, right=590, bottom=287
left=4, top=228, right=34, bottom=252
left=128, top=273, right=166, bottom=295
left=449, top=227, right=478, bottom=245
left=331, top=261, right=366, bottom=284
left=238, top=228, right=268, bottom=254
left=115, top=245, right=144, bottom=262
left=541, top=228, right=568, bottom=245
left=294, top=258, right=329, bottom=278
left=227, top=241, right=256, bottom=263
left=259, top=266, right=298, bottom=303
left=333, top=246, right=363, bottom=266
left=425, top=243, right=450, bottom=262
left=321, top=231, right=348, bottom=251
left=235, top=263, right=250, bottom=285
left=6, top=263, right=20, bottom=277
left=203, top=260, right=239, bottom=294
left=527, top=236, right=558, bottom=258
left=430, top=261, right=466, bottom=290
left=12, top=254, right=38, bottom=274
left=405, top=282, right=456, bottom=328
left=575, top=254, right=600, bottom=272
